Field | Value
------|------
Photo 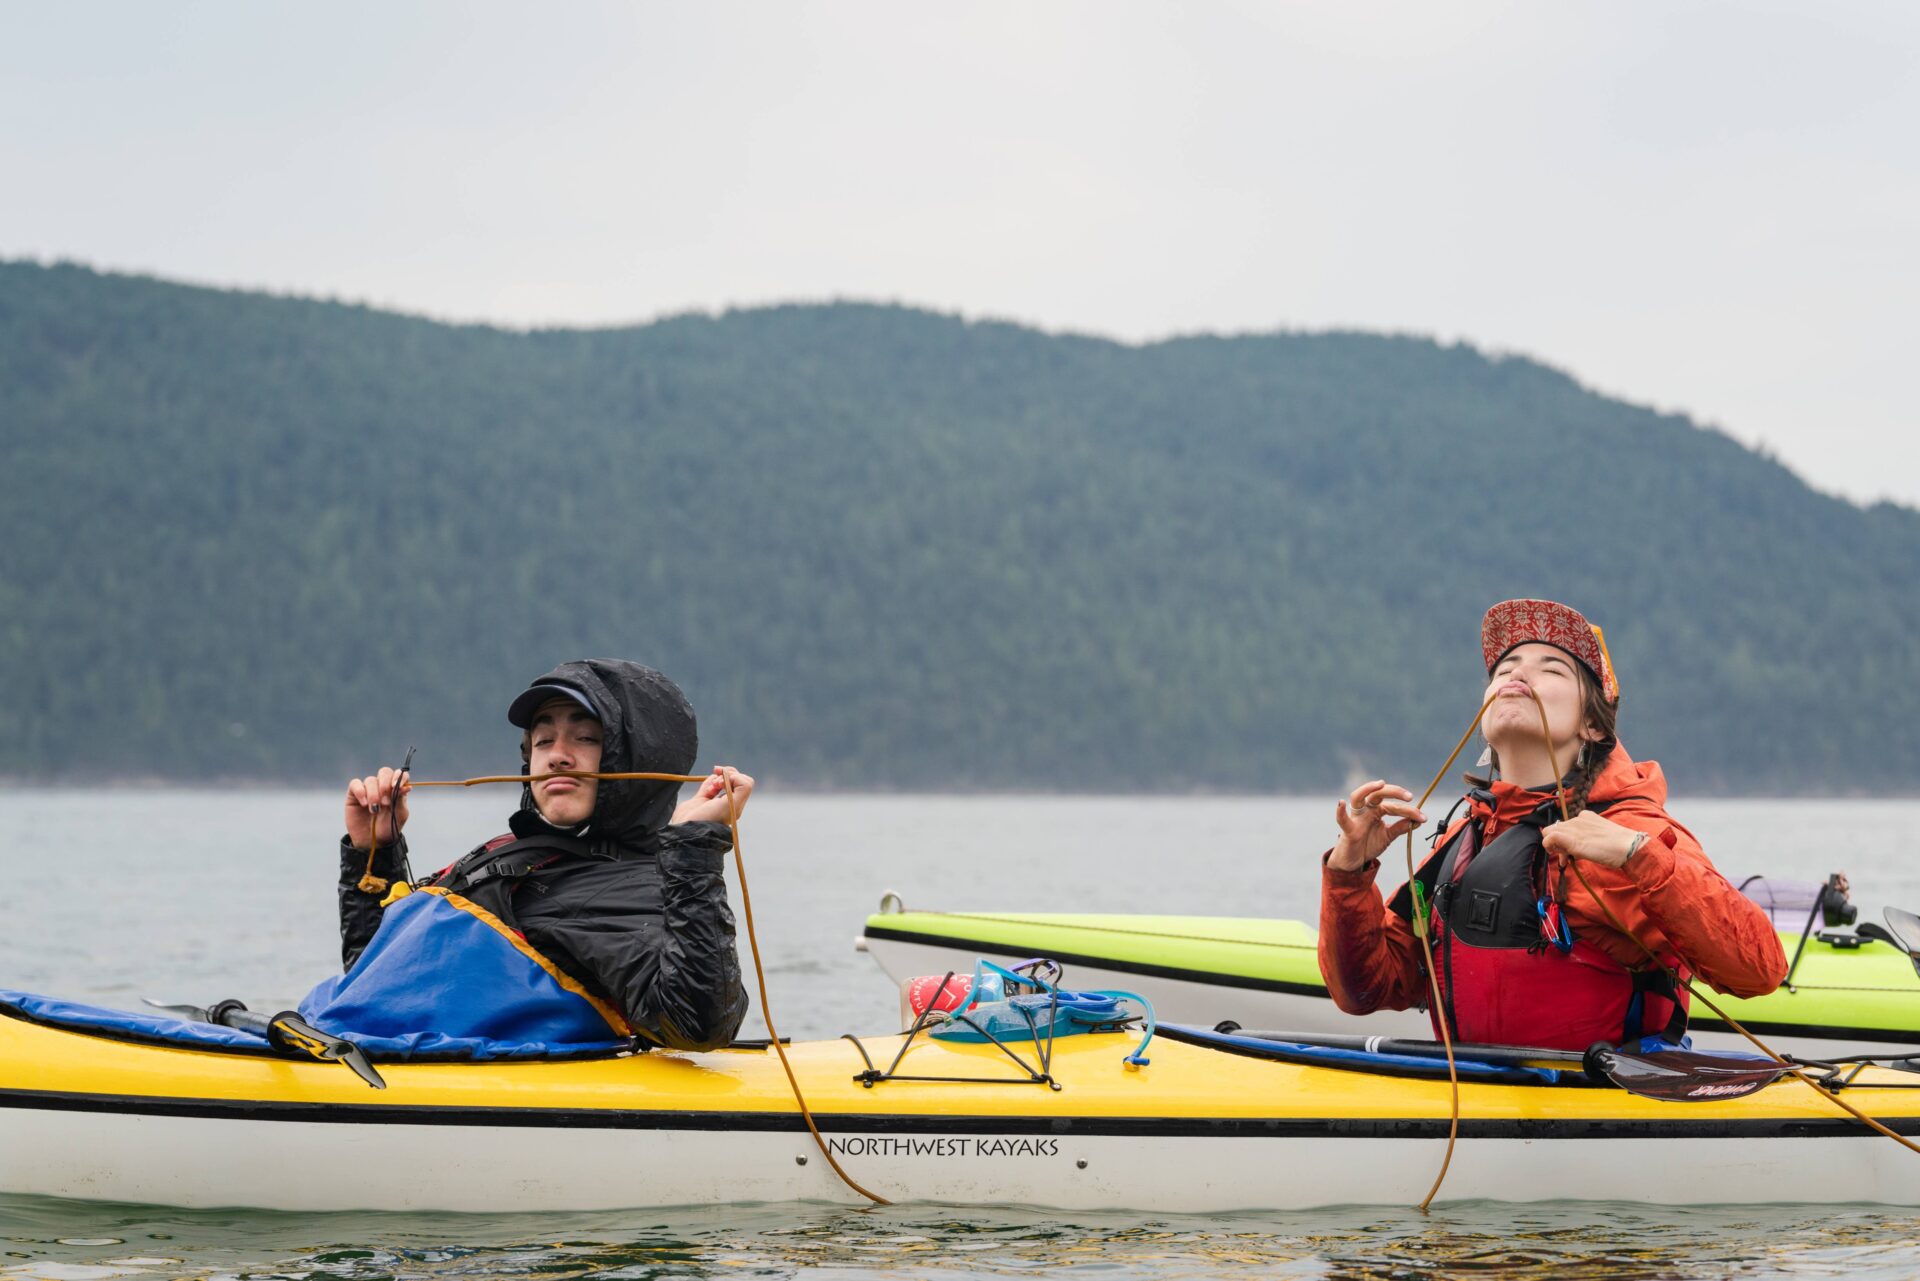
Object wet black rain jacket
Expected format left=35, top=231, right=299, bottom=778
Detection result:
left=336, top=659, right=749, bottom=1052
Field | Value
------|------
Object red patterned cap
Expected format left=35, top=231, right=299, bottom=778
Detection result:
left=1480, top=599, right=1619, bottom=702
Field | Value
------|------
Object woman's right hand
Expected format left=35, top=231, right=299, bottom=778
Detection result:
left=345, top=766, right=411, bottom=851
left=1328, top=780, right=1426, bottom=871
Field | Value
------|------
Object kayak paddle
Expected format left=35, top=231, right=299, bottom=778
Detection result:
left=144, top=998, right=386, bottom=1089
left=1205, top=1025, right=1793, bottom=1101
left=1582, top=1044, right=1794, bottom=1102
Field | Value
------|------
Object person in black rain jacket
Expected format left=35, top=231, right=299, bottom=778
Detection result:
left=335, top=659, right=751, bottom=1052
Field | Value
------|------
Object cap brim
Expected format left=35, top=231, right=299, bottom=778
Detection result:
left=506, top=683, right=600, bottom=728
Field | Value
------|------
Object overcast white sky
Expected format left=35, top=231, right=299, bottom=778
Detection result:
left=4, top=2, right=1915, bottom=507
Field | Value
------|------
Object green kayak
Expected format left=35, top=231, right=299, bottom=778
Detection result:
left=858, top=906, right=1920, bottom=1058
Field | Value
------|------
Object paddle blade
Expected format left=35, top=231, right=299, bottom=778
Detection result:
left=1589, top=1046, right=1791, bottom=1102
left=1885, top=906, right=1920, bottom=950
left=268, top=1013, right=387, bottom=1090
left=1884, top=908, right=1920, bottom=981
left=141, top=998, right=213, bottom=1024
left=338, top=1047, right=388, bottom=1090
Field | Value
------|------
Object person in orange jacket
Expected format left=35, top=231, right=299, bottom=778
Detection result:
left=1318, top=599, right=1787, bottom=1051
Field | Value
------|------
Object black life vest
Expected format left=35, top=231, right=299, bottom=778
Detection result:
left=1397, top=794, right=1688, bottom=1051
left=431, top=832, right=614, bottom=927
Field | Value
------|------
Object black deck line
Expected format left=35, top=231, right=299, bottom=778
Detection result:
left=5, top=1088, right=1917, bottom=1141
left=861, top=927, right=1920, bottom=1045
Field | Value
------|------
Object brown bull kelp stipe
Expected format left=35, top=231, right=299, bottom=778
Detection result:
left=390, top=767, right=890, bottom=1205
left=1400, top=689, right=1920, bottom=1212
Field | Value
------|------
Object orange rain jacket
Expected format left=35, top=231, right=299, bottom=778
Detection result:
left=1318, top=741, right=1787, bottom=1019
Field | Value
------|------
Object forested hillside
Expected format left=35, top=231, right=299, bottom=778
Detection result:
left=3, top=261, right=1916, bottom=792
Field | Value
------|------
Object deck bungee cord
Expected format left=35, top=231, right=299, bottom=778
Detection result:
left=1397, top=689, right=1920, bottom=1211
left=393, top=767, right=893, bottom=1205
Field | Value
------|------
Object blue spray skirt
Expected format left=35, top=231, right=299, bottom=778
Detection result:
left=0, top=989, right=627, bottom=1061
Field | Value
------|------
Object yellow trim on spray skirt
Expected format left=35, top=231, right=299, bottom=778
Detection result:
left=418, top=886, right=632, bottom=1037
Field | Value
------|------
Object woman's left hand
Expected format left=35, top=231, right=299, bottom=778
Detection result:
left=1541, top=810, right=1642, bottom=868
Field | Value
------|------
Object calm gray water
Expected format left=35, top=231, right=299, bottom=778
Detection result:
left=4, top=790, right=1920, bottom=1279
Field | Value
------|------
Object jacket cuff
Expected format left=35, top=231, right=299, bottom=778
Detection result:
left=1624, top=825, right=1679, bottom=891
left=1322, top=848, right=1381, bottom=889
left=661, top=821, right=732, bottom=868
left=339, top=835, right=409, bottom=889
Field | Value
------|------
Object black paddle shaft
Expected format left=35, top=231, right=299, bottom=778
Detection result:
left=1211, top=1025, right=1794, bottom=1099
left=1215, top=1026, right=1588, bottom=1072
left=206, top=1000, right=387, bottom=1089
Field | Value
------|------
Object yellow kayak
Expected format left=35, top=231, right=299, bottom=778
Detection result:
left=5, top=998, right=1919, bottom=1211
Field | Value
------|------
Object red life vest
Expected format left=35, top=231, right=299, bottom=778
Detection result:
left=1405, top=797, right=1689, bottom=1052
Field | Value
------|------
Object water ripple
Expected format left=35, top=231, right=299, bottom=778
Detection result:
left=5, top=1198, right=1920, bottom=1281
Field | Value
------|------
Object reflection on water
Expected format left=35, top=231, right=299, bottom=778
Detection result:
left=5, top=1197, right=1920, bottom=1280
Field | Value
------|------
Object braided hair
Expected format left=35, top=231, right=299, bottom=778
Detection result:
left=1563, top=664, right=1619, bottom=816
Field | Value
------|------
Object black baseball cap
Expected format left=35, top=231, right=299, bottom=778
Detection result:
left=506, top=682, right=601, bottom=729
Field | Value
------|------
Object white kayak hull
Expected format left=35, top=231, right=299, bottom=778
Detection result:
left=7, top=1093, right=1918, bottom=1212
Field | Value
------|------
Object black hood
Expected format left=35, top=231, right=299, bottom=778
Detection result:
left=508, top=659, right=698, bottom=846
